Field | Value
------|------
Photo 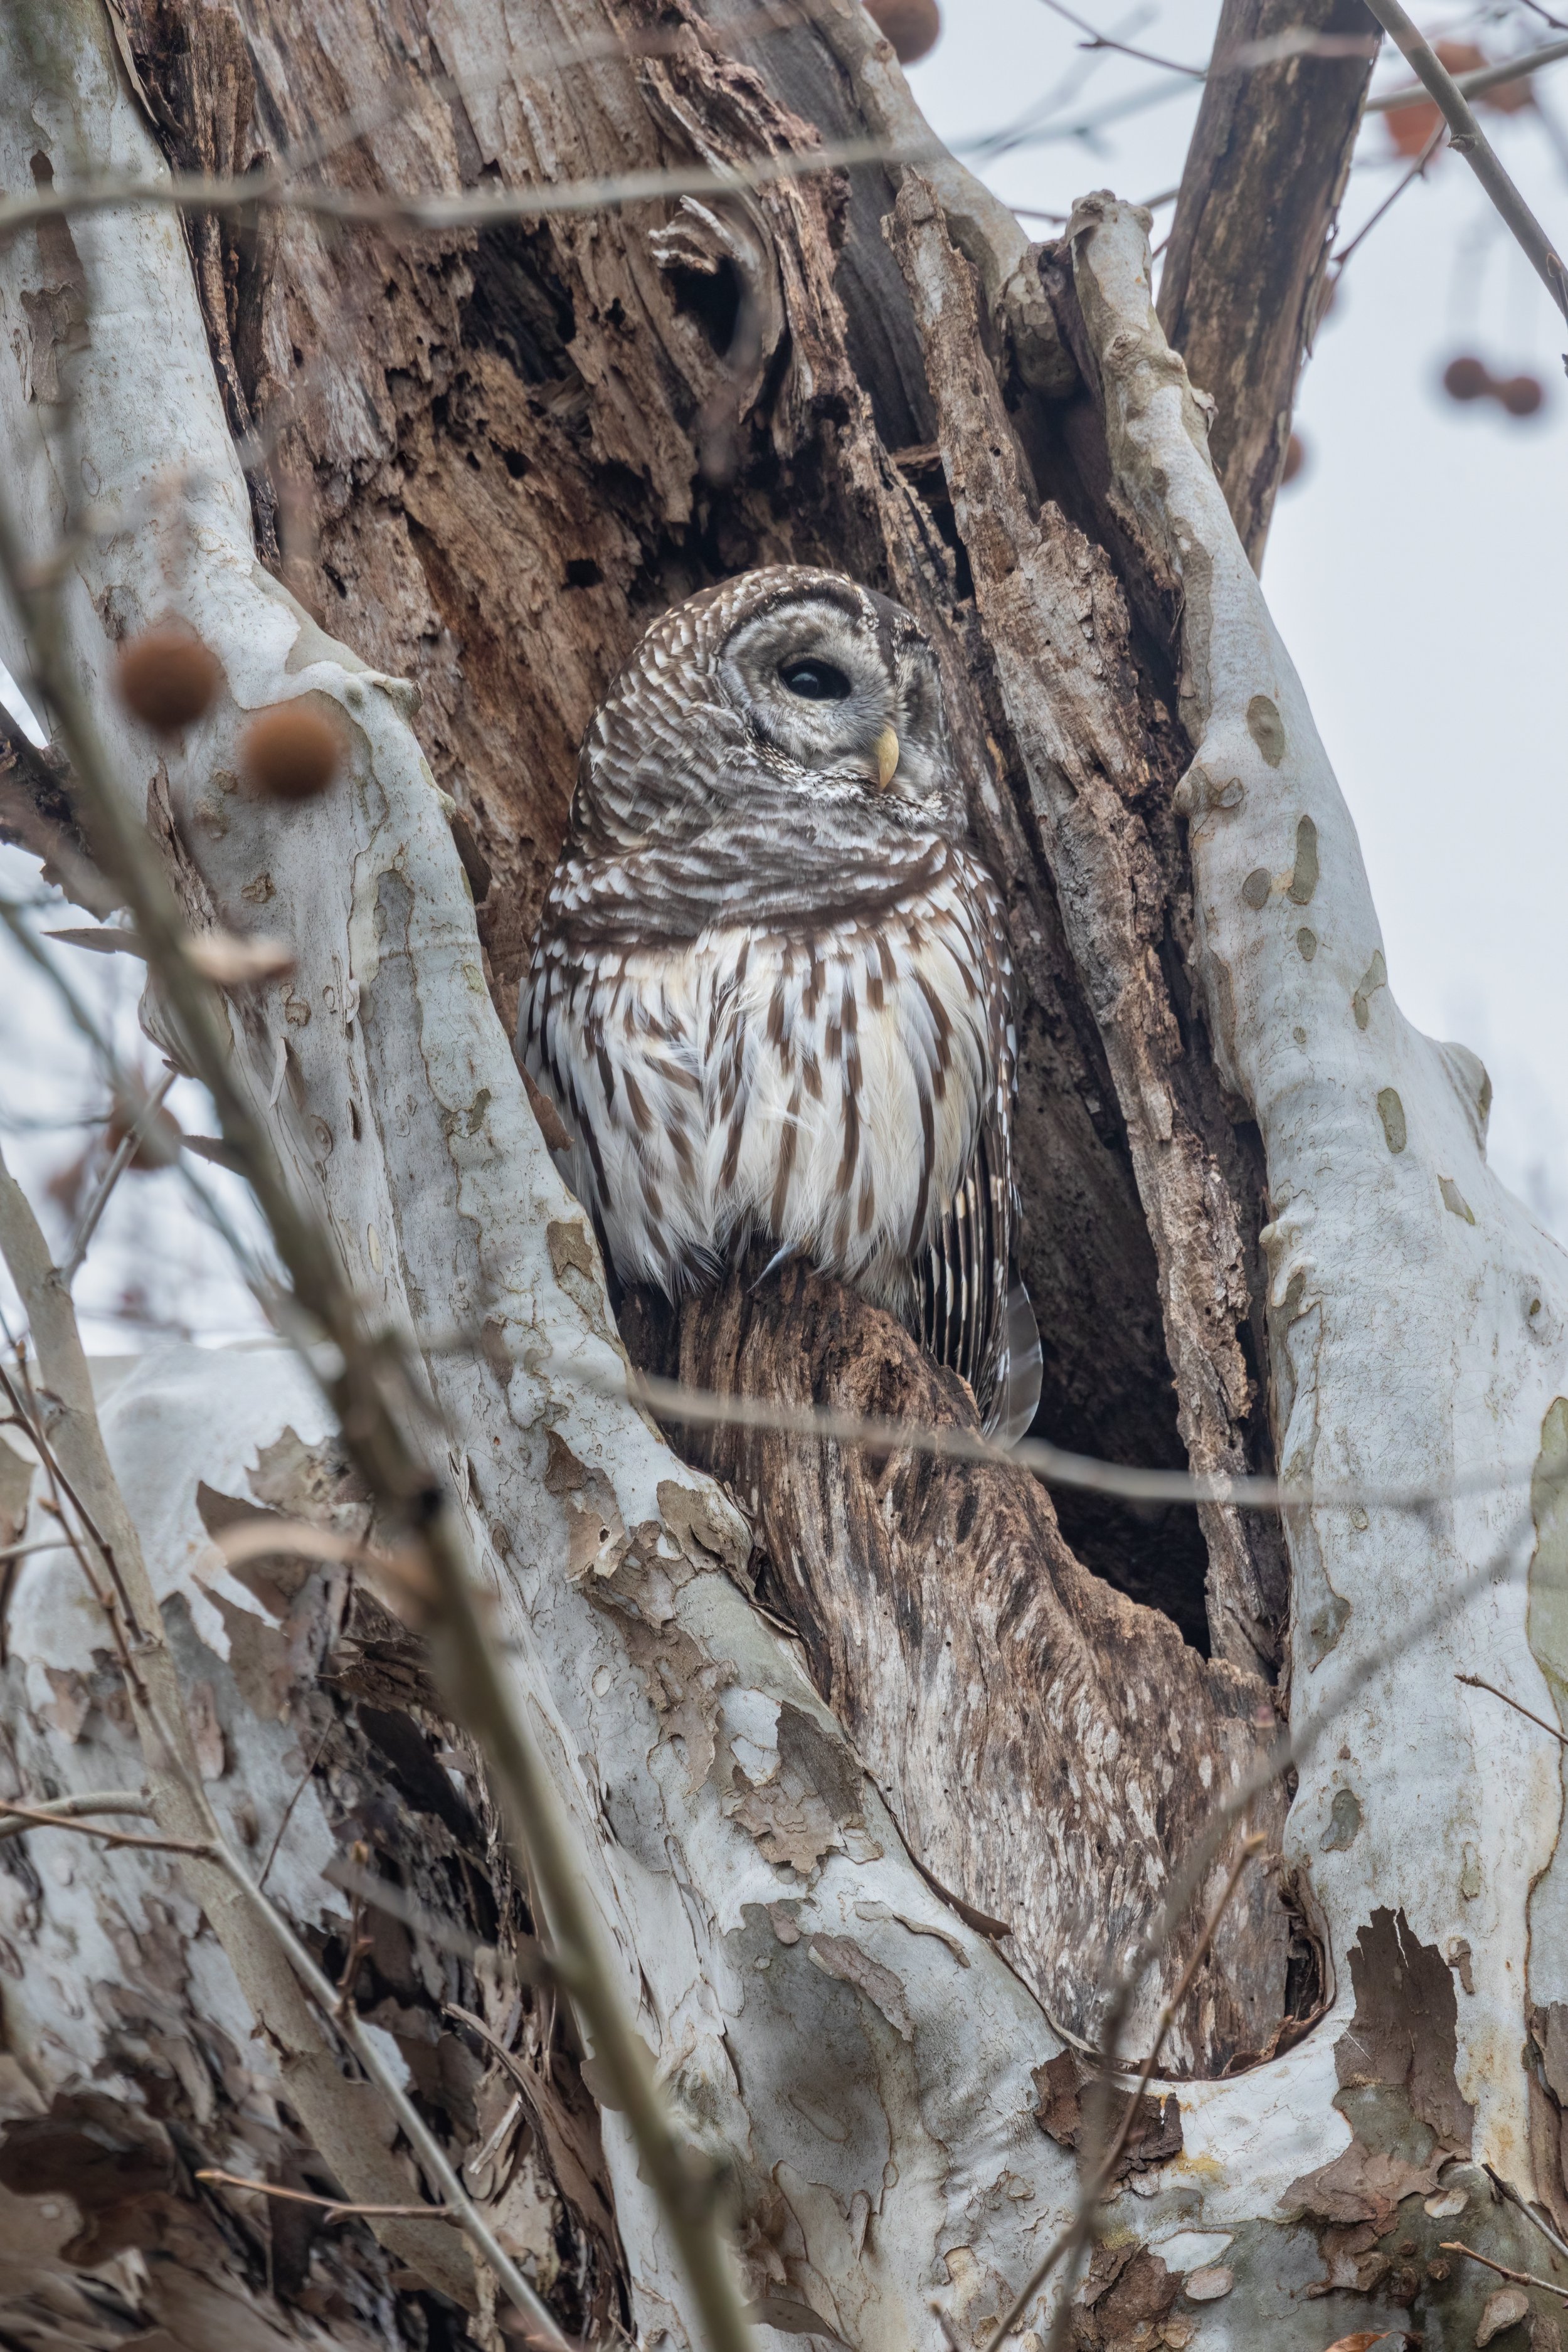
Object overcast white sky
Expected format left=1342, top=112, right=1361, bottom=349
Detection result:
left=1, top=1, right=1564, bottom=1349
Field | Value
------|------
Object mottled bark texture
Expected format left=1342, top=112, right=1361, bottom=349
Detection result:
left=1158, top=0, right=1378, bottom=564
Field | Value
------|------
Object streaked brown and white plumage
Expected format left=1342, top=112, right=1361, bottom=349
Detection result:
left=521, top=566, right=1041, bottom=1439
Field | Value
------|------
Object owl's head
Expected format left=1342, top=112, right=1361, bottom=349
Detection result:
left=577, top=568, right=962, bottom=844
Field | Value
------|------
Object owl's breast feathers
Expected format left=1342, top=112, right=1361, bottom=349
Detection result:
left=522, top=825, right=1030, bottom=1433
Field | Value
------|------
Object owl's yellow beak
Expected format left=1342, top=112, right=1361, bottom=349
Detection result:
left=872, top=726, right=901, bottom=791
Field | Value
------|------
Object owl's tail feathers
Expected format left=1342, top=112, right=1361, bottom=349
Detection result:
left=995, top=1279, right=1043, bottom=1448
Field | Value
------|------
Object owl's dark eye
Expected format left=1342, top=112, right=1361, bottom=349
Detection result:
left=779, top=658, right=852, bottom=702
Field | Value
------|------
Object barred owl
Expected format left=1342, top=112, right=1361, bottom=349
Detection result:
left=521, top=566, right=1041, bottom=1441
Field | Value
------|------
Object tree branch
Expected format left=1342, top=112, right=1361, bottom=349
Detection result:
left=1361, top=0, right=1568, bottom=318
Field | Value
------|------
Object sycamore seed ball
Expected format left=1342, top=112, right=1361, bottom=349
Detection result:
left=241, top=703, right=346, bottom=801
left=115, top=626, right=223, bottom=735
left=864, top=0, right=940, bottom=64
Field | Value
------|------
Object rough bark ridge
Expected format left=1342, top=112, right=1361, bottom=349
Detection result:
left=3, top=3, right=1568, bottom=2348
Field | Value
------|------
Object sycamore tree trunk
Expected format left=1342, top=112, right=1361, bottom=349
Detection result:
left=1, top=1, right=1567, bottom=2348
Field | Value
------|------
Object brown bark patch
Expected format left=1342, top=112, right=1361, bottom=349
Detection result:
left=1288, top=1908, right=1475, bottom=2234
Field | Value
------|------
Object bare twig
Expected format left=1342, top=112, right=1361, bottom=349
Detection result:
left=1368, top=33, right=1568, bottom=110
left=1360, top=0, right=1568, bottom=317
left=0, top=136, right=939, bottom=251
left=1441, top=2240, right=1568, bottom=2302
left=1333, top=118, right=1448, bottom=276
left=1458, top=1670, right=1568, bottom=1746
left=1483, top=2161, right=1568, bottom=2267
left=0, top=1796, right=210, bottom=1854
left=62, top=1066, right=177, bottom=1281
left=257, top=1721, right=336, bottom=1891
left=1032, top=0, right=1204, bottom=78
left=1098, top=1835, right=1266, bottom=2180
left=0, top=1786, right=151, bottom=1844
left=195, top=2169, right=462, bottom=2223
left=575, top=1357, right=1540, bottom=1516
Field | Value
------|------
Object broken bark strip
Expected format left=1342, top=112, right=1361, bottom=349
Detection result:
left=1158, top=0, right=1377, bottom=566
left=889, top=175, right=1283, bottom=1677
left=645, top=1259, right=1294, bottom=2074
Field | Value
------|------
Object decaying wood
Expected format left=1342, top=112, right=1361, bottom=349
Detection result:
left=1158, top=0, right=1377, bottom=564
left=891, top=174, right=1287, bottom=1675
left=632, top=1257, right=1299, bottom=2072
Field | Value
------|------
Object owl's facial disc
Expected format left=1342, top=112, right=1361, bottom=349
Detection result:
left=717, top=595, right=914, bottom=797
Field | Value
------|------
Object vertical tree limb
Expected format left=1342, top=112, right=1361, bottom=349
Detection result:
left=1157, top=0, right=1378, bottom=564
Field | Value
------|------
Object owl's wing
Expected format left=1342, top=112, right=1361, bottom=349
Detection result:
left=914, top=1103, right=1040, bottom=1443
left=909, top=861, right=1039, bottom=1444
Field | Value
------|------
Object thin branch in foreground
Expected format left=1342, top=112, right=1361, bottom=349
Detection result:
left=62, top=1065, right=177, bottom=1281
left=0, top=1787, right=152, bottom=1845
left=1441, top=2240, right=1568, bottom=2302
left=1031, top=0, right=1205, bottom=79
left=0, top=1796, right=210, bottom=1854
left=584, top=1357, right=1537, bottom=1516
left=1097, top=1835, right=1266, bottom=2183
left=195, top=2169, right=462, bottom=2223
left=1332, top=119, right=1448, bottom=278
left=1457, top=1670, right=1568, bottom=1746
left=1367, top=32, right=1568, bottom=111
left=0, top=471, right=755, bottom=2352
left=1360, top=0, right=1568, bottom=319
left=0, top=135, right=938, bottom=250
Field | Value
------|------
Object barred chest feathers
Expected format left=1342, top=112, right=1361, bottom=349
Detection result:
left=528, top=840, right=1007, bottom=1320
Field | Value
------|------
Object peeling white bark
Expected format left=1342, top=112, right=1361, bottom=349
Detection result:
left=3, top=4, right=1566, bottom=2343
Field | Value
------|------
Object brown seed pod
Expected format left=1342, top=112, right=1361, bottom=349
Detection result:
left=1443, top=354, right=1490, bottom=402
left=1281, top=432, right=1307, bottom=485
left=115, top=625, right=223, bottom=735
left=864, top=0, right=940, bottom=65
left=1498, top=371, right=1544, bottom=416
left=241, top=702, right=346, bottom=801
